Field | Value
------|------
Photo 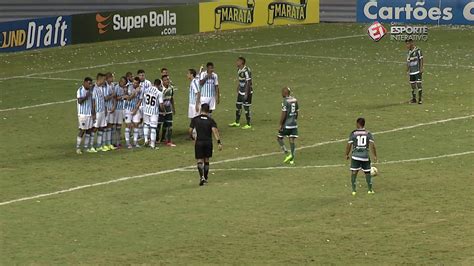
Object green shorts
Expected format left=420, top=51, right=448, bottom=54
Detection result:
left=350, top=159, right=371, bottom=172
left=278, top=128, right=298, bottom=138
left=409, top=73, right=422, bottom=83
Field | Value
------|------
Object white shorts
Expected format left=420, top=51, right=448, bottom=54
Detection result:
left=188, top=104, right=200, bottom=118
left=78, top=115, right=93, bottom=130
left=143, top=113, right=159, bottom=128
left=93, top=111, right=107, bottom=128
left=124, top=110, right=142, bottom=124
left=106, top=111, right=115, bottom=124
left=201, top=97, right=216, bottom=110
left=114, top=110, right=124, bottom=124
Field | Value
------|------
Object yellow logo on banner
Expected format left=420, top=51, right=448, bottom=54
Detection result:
left=199, top=0, right=319, bottom=32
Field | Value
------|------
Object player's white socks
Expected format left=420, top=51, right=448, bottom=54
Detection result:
left=90, top=132, right=95, bottom=148
left=150, top=127, right=157, bottom=147
left=133, top=128, right=139, bottom=145
left=138, top=124, right=144, bottom=139
left=144, top=124, right=150, bottom=143
left=84, top=134, right=90, bottom=149
left=106, top=128, right=112, bottom=145
left=125, top=127, right=130, bottom=146
left=76, top=135, right=82, bottom=149
left=96, top=131, right=103, bottom=148
left=115, top=125, right=122, bottom=145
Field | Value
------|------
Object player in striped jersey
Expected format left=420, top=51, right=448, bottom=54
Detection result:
left=91, top=73, right=108, bottom=151
left=199, top=62, right=220, bottom=113
left=229, top=57, right=253, bottom=129
left=188, top=69, right=201, bottom=139
left=113, top=76, right=127, bottom=148
left=143, top=79, right=164, bottom=149
left=161, top=75, right=176, bottom=147
left=124, top=77, right=143, bottom=148
left=76, top=77, right=93, bottom=154
left=138, top=69, right=151, bottom=141
left=103, top=72, right=117, bottom=151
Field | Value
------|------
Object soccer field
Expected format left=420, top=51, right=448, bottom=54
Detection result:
left=1, top=23, right=473, bottom=264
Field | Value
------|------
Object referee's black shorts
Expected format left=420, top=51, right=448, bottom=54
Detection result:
left=195, top=140, right=213, bottom=159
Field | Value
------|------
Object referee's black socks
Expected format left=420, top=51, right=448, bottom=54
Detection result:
left=197, top=162, right=204, bottom=178
left=204, top=162, right=210, bottom=180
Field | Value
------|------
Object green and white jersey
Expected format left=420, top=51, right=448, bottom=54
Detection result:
left=238, top=66, right=252, bottom=95
left=162, top=85, right=174, bottom=114
left=348, top=129, right=374, bottom=161
left=282, top=96, right=298, bottom=129
left=407, top=47, right=423, bottom=75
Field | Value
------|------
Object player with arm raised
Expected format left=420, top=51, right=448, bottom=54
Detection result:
left=189, top=103, right=223, bottom=186
left=345, top=117, right=378, bottom=195
left=406, top=39, right=424, bottom=104
left=143, top=79, right=163, bottom=149
left=229, top=57, right=253, bottom=129
left=76, top=77, right=93, bottom=154
left=277, top=87, right=299, bottom=165
left=199, top=62, right=219, bottom=114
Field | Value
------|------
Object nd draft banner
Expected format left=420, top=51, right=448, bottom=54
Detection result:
left=73, top=5, right=199, bottom=44
left=357, top=0, right=474, bottom=25
left=0, top=16, right=72, bottom=53
left=199, top=0, right=319, bottom=32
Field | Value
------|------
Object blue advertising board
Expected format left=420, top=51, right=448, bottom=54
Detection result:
left=357, top=0, right=474, bottom=25
left=0, top=16, right=72, bottom=53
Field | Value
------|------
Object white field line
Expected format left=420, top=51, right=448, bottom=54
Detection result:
left=178, top=151, right=474, bottom=172
left=0, top=99, right=76, bottom=113
left=24, top=76, right=82, bottom=81
left=0, top=34, right=365, bottom=82
left=232, top=51, right=474, bottom=69
left=0, top=114, right=472, bottom=207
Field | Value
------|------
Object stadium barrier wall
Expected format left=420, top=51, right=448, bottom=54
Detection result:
left=357, top=0, right=474, bottom=25
left=199, top=0, right=320, bottom=32
left=0, top=15, right=72, bottom=52
left=72, top=5, right=199, bottom=44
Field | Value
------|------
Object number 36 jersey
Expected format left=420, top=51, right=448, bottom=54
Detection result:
left=143, top=86, right=163, bottom=116
left=348, top=129, right=374, bottom=161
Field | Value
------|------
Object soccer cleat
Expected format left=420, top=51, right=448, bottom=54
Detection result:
left=127, top=144, right=133, bottom=149
left=76, top=148, right=82, bottom=155
left=101, top=145, right=110, bottom=151
left=166, top=142, right=177, bottom=147
left=144, top=140, right=149, bottom=147
left=283, top=154, right=293, bottom=164
left=409, top=98, right=417, bottom=104
left=241, top=124, right=252, bottom=129
left=108, top=145, right=116, bottom=150
left=228, top=122, right=240, bottom=127
left=289, top=160, right=295, bottom=165
left=352, top=191, right=357, bottom=196
left=150, top=145, right=159, bottom=150
left=135, top=144, right=141, bottom=148
left=87, top=147, right=98, bottom=153
left=418, top=100, right=423, bottom=104
left=368, top=190, right=375, bottom=194
left=199, top=177, right=206, bottom=186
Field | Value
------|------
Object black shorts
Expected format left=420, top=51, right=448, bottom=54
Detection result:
left=409, top=73, right=422, bottom=83
left=195, top=140, right=213, bottom=159
left=163, top=113, right=173, bottom=126
left=237, top=92, right=253, bottom=106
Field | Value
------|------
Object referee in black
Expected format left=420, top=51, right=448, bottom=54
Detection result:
left=189, top=103, right=223, bottom=186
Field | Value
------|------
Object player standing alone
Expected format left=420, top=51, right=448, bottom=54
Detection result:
left=189, top=103, right=223, bottom=186
left=229, top=57, right=253, bottom=129
left=406, top=39, right=424, bottom=104
left=277, top=87, right=299, bottom=165
left=76, top=77, right=93, bottom=154
left=345, top=118, right=378, bottom=195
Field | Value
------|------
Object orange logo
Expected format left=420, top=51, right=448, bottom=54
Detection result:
left=96, top=13, right=111, bottom=34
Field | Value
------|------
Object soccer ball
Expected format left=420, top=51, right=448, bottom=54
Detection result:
left=370, top=167, right=378, bottom=176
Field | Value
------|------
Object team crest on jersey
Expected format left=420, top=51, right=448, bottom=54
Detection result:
left=367, top=21, right=387, bottom=42
left=267, top=0, right=307, bottom=25
left=214, top=0, right=255, bottom=29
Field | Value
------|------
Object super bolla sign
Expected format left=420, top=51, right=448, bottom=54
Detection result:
left=0, top=16, right=71, bottom=53
left=357, top=0, right=474, bottom=25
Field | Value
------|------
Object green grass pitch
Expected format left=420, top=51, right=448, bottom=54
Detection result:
left=0, top=23, right=473, bottom=264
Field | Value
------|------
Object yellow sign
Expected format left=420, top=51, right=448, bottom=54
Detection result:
left=199, top=0, right=319, bottom=32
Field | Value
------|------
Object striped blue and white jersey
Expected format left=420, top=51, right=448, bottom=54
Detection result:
left=140, top=79, right=152, bottom=107
left=199, top=72, right=219, bottom=98
left=104, top=82, right=115, bottom=111
left=143, top=86, right=163, bottom=116
left=125, top=86, right=142, bottom=111
left=114, top=84, right=125, bottom=111
left=92, top=84, right=105, bottom=113
left=76, top=86, right=92, bottom=116
left=189, top=77, right=200, bottom=105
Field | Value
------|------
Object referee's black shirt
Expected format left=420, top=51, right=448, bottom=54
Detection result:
left=189, top=114, right=217, bottom=141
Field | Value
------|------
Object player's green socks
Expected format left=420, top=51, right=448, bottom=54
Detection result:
left=277, top=138, right=288, bottom=153
left=351, top=174, right=357, bottom=192
left=204, top=162, right=210, bottom=180
left=365, top=174, right=373, bottom=191
left=197, top=162, right=204, bottom=178
left=290, top=142, right=296, bottom=159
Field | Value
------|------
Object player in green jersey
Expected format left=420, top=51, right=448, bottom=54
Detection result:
left=229, top=57, right=253, bottom=129
left=406, top=39, right=424, bottom=104
left=345, top=118, right=378, bottom=195
left=277, top=87, right=299, bottom=165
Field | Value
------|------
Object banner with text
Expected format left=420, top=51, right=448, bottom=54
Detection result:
left=199, top=0, right=319, bottom=32
left=73, top=5, right=199, bottom=43
left=357, top=0, right=474, bottom=25
left=0, top=16, right=72, bottom=53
